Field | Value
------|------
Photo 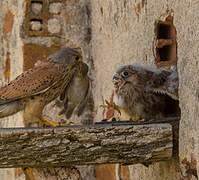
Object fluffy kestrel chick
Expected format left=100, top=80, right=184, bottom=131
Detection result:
left=0, top=48, right=86, bottom=127
left=58, top=62, right=91, bottom=119
left=112, top=63, right=180, bottom=120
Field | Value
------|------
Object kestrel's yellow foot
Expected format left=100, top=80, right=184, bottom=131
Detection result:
left=100, top=100, right=121, bottom=115
left=41, top=117, right=73, bottom=127
left=41, top=117, right=60, bottom=127
left=130, top=117, right=145, bottom=122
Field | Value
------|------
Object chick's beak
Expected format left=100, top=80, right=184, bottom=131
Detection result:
left=112, top=73, right=122, bottom=87
left=112, top=73, right=126, bottom=89
left=112, top=73, right=119, bottom=82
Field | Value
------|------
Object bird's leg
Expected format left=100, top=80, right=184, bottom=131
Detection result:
left=100, top=100, right=121, bottom=115
left=41, top=117, right=71, bottom=127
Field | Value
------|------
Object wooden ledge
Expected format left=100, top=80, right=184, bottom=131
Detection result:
left=0, top=117, right=180, bottom=168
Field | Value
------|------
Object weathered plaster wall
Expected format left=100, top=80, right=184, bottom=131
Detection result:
left=175, top=1, right=199, bottom=179
left=0, top=0, right=24, bottom=128
left=0, top=1, right=25, bottom=179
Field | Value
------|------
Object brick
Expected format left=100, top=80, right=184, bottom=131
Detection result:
left=95, top=164, right=116, bottom=180
left=3, top=11, right=14, bottom=38
left=22, top=44, right=61, bottom=71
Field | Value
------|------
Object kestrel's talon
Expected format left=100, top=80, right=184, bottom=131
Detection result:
left=41, top=117, right=60, bottom=127
left=100, top=100, right=121, bottom=115
left=132, top=116, right=140, bottom=122
left=131, top=117, right=145, bottom=122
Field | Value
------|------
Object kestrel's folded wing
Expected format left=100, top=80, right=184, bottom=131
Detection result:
left=0, top=61, right=69, bottom=103
left=146, top=69, right=179, bottom=100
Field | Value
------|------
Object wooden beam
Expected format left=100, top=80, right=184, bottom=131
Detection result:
left=0, top=121, right=174, bottom=168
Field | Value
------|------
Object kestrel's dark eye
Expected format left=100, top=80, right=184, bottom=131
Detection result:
left=121, top=71, right=129, bottom=77
left=74, top=55, right=82, bottom=62
left=75, top=56, right=79, bottom=60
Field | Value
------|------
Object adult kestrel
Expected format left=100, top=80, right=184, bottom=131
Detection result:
left=112, top=63, right=180, bottom=121
left=0, top=48, right=87, bottom=127
left=58, top=61, right=91, bottom=119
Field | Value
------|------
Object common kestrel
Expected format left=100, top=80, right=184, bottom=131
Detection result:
left=112, top=63, right=180, bottom=121
left=58, top=61, right=91, bottom=119
left=0, top=48, right=87, bottom=127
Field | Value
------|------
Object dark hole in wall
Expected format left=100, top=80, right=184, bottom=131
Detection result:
left=30, top=19, right=43, bottom=23
left=157, top=24, right=171, bottom=39
left=158, top=45, right=171, bottom=61
left=31, top=1, right=43, bottom=5
left=155, top=20, right=177, bottom=65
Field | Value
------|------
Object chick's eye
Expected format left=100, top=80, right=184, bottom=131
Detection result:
left=122, top=71, right=129, bottom=77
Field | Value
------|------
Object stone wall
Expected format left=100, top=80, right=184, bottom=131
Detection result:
left=0, top=0, right=198, bottom=179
